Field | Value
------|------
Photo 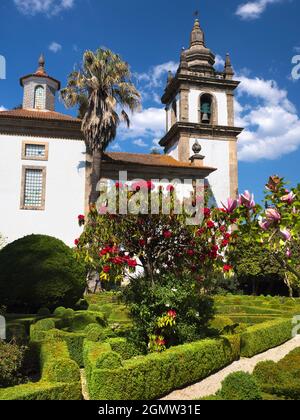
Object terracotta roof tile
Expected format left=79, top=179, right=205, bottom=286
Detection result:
left=105, top=152, right=216, bottom=170
left=0, top=109, right=80, bottom=122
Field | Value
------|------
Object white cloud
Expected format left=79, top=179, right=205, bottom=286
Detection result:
left=49, top=41, right=62, bottom=53
left=119, top=107, right=165, bottom=142
left=0, top=106, right=7, bottom=111
left=110, top=142, right=121, bottom=151
left=236, top=0, right=285, bottom=20
left=133, top=139, right=148, bottom=148
left=215, top=54, right=225, bottom=69
left=236, top=74, right=300, bottom=161
left=14, top=0, right=75, bottom=16
left=135, top=61, right=179, bottom=89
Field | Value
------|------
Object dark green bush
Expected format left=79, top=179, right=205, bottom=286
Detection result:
left=6, top=323, right=27, bottom=344
left=123, top=274, right=215, bottom=349
left=208, top=317, right=234, bottom=335
left=218, top=372, right=262, bottom=400
left=0, top=340, right=26, bottom=388
left=37, top=308, right=51, bottom=316
left=0, top=235, right=86, bottom=313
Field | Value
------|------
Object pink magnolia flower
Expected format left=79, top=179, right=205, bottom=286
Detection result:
left=286, top=248, right=292, bottom=258
left=266, top=208, right=281, bottom=222
left=259, top=219, right=271, bottom=231
left=222, top=198, right=238, bottom=214
left=280, top=229, right=292, bottom=242
left=239, top=191, right=255, bottom=209
left=281, top=191, right=296, bottom=205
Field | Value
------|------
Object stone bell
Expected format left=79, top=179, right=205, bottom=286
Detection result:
left=201, top=102, right=211, bottom=123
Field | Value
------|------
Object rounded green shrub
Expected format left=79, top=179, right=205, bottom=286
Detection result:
left=95, top=351, right=123, bottom=369
left=34, top=319, right=55, bottom=331
left=219, top=372, right=262, bottom=400
left=54, top=307, right=67, bottom=317
left=43, top=359, right=80, bottom=383
left=253, top=361, right=286, bottom=386
left=0, top=235, right=86, bottom=313
left=75, top=298, right=89, bottom=310
left=85, top=324, right=106, bottom=342
left=37, top=307, right=51, bottom=316
left=62, top=308, right=75, bottom=318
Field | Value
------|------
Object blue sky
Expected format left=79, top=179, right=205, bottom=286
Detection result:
left=0, top=0, right=300, bottom=202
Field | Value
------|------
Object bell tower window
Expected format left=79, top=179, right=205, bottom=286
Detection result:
left=34, top=85, right=45, bottom=110
left=200, top=94, right=213, bottom=124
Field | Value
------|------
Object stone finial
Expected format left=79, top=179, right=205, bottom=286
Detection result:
left=36, top=53, right=46, bottom=75
left=224, top=53, right=234, bottom=79
left=190, top=18, right=205, bottom=48
left=190, top=140, right=205, bottom=167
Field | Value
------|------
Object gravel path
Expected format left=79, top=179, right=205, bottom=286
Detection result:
left=161, top=335, right=300, bottom=400
left=80, top=369, right=90, bottom=401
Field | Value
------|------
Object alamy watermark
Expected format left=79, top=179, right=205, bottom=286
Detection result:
left=0, top=55, right=6, bottom=80
left=291, top=55, right=300, bottom=81
left=0, top=315, right=6, bottom=340
left=96, top=171, right=205, bottom=226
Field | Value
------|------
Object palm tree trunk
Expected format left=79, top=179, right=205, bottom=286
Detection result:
left=89, top=149, right=103, bottom=205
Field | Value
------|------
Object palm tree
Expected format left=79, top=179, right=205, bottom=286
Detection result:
left=61, top=48, right=141, bottom=204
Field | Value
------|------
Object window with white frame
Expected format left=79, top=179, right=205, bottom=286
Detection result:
left=34, top=85, right=45, bottom=109
left=21, top=166, right=46, bottom=210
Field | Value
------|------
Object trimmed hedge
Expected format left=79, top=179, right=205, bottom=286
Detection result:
left=217, top=371, right=262, bottom=401
left=84, top=335, right=240, bottom=400
left=0, top=381, right=82, bottom=400
left=240, top=319, right=292, bottom=357
left=40, top=340, right=80, bottom=383
left=106, top=338, right=141, bottom=360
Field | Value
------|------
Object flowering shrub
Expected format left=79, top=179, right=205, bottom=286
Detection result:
left=233, top=176, right=300, bottom=296
left=75, top=184, right=236, bottom=290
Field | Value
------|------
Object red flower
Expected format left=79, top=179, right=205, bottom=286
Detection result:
left=196, top=228, right=205, bottom=236
left=220, top=226, right=226, bottom=233
left=221, top=239, right=229, bottom=248
left=103, top=265, right=111, bottom=273
left=139, top=239, right=146, bottom=247
left=163, top=230, right=172, bottom=239
left=99, top=247, right=111, bottom=257
left=207, top=220, right=215, bottom=229
left=203, top=208, right=211, bottom=218
left=115, top=182, right=123, bottom=189
left=167, top=310, right=177, bottom=318
left=147, top=181, right=155, bottom=191
left=78, top=214, right=85, bottom=226
left=74, top=239, right=79, bottom=246
left=111, top=256, right=124, bottom=265
left=166, top=184, right=175, bottom=192
left=127, top=259, right=137, bottom=268
left=223, top=265, right=233, bottom=273
left=187, top=249, right=195, bottom=256
left=224, top=233, right=231, bottom=240
left=157, top=339, right=166, bottom=346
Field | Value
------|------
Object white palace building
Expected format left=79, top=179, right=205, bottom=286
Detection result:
left=0, top=20, right=243, bottom=246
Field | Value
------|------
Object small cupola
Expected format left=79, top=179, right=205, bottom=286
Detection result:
left=20, top=54, right=60, bottom=111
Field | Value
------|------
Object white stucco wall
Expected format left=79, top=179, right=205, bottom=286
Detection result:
left=0, top=134, right=86, bottom=246
left=189, top=89, right=228, bottom=126
left=166, top=140, right=179, bottom=160
left=189, top=138, right=230, bottom=206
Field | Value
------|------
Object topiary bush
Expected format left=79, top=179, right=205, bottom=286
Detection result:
left=0, top=235, right=86, bottom=313
left=85, top=324, right=106, bottom=342
left=95, top=351, right=123, bottom=369
left=218, top=372, right=262, bottom=400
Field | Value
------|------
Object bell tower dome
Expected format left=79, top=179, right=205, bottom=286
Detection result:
left=159, top=18, right=243, bottom=204
left=20, top=54, right=61, bottom=111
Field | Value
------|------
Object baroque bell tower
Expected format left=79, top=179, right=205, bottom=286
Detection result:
left=159, top=19, right=243, bottom=205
